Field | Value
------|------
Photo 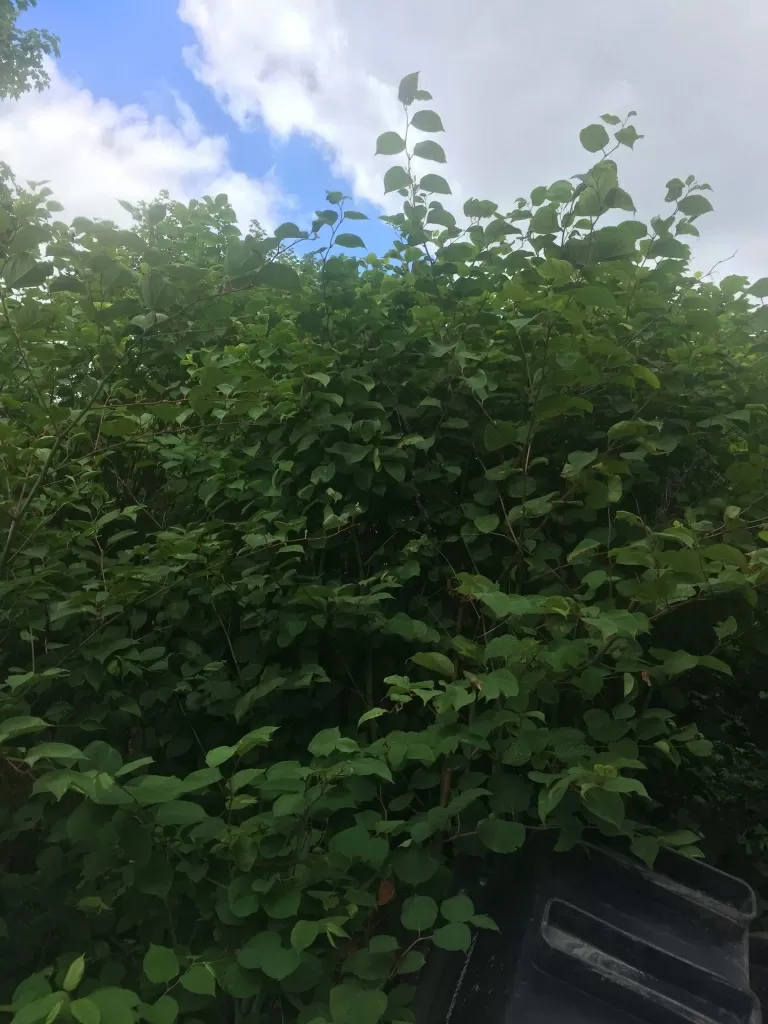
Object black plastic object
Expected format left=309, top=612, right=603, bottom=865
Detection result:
left=414, top=838, right=760, bottom=1023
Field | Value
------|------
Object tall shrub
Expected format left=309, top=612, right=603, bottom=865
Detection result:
left=2, top=73, right=768, bottom=1024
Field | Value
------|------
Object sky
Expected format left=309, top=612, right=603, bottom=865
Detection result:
left=4, top=0, right=768, bottom=280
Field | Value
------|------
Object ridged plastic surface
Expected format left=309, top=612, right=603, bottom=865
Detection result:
left=414, top=840, right=760, bottom=1024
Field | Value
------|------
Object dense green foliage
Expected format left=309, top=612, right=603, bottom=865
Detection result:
left=3, top=66, right=768, bottom=1024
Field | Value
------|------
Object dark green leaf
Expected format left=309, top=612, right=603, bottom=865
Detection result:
left=375, top=132, right=406, bottom=155
left=383, top=166, right=412, bottom=193
left=411, top=110, right=444, bottom=132
left=432, top=923, right=472, bottom=951
left=401, top=895, right=438, bottom=931
left=335, top=233, right=366, bottom=249
left=258, top=262, right=301, bottom=291
left=615, top=125, right=642, bottom=148
left=410, top=651, right=454, bottom=677
left=419, top=174, right=451, bottom=195
left=274, top=222, right=307, bottom=240
left=0, top=716, right=48, bottom=745
left=440, top=894, right=474, bottom=923
left=398, top=72, right=420, bottom=106
left=70, top=1000, right=100, bottom=1024
left=143, top=946, right=179, bottom=985
left=582, top=788, right=624, bottom=827
left=2, top=254, right=52, bottom=289
left=476, top=818, right=526, bottom=853
left=154, top=801, right=207, bottom=826
left=179, top=964, right=216, bottom=996
left=677, top=194, right=714, bottom=219
left=330, top=984, right=387, bottom=1024
left=413, top=140, right=446, bottom=163
left=579, top=124, right=610, bottom=152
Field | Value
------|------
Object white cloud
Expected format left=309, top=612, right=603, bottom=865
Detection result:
left=0, top=63, right=286, bottom=229
left=179, top=0, right=768, bottom=280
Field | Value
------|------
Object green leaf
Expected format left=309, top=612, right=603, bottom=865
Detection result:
left=419, top=174, right=451, bottom=195
left=749, top=278, right=768, bottom=298
left=261, top=947, right=300, bottom=981
left=143, top=997, right=177, bottom=1024
left=471, top=914, right=500, bottom=931
left=677, top=194, right=713, bottom=219
left=130, top=313, right=167, bottom=332
left=529, top=204, right=559, bottom=234
left=607, top=187, right=636, bottom=212
left=687, top=738, right=713, bottom=757
left=344, top=210, right=369, bottom=220
left=357, top=707, right=386, bottom=728
left=63, top=956, right=85, bottom=993
left=701, top=543, right=748, bottom=568
left=237, top=932, right=297, bottom=978
left=562, top=449, right=598, bottom=478
left=12, top=994, right=67, bottom=1024
left=274, top=222, right=306, bottom=240
left=87, top=989, right=139, bottom=1024
left=154, top=801, right=207, bottom=827
left=179, top=964, right=216, bottom=996
left=440, top=893, right=474, bottom=923
left=582, top=788, right=624, bottom=827
left=264, top=889, right=301, bottom=919
left=398, top=72, right=420, bottom=106
left=70, top=1000, right=100, bottom=1024
left=392, top=847, right=439, bottom=884
left=147, top=203, right=166, bottom=226
left=632, top=364, right=661, bottom=389
left=236, top=726, right=278, bottom=755
left=290, top=920, right=319, bottom=950
left=576, top=285, right=620, bottom=309
left=476, top=818, right=526, bottom=853
left=257, top=262, right=301, bottom=291
left=0, top=716, right=48, bottom=745
left=631, top=835, right=659, bottom=867
left=143, top=946, right=179, bottom=985
left=661, top=829, right=700, bottom=847
left=579, top=124, right=610, bottom=152
left=205, top=745, right=236, bottom=768
left=335, top=233, right=366, bottom=249
left=308, top=727, right=341, bottom=756
left=714, top=616, right=738, bottom=641
left=697, top=655, right=731, bottom=676
left=474, top=514, right=499, bottom=534
left=24, top=742, right=81, bottom=766
left=2, top=253, right=52, bottom=289
left=432, top=923, right=472, bottom=951
left=396, top=951, right=426, bottom=974
left=330, top=984, right=387, bottom=1024
left=411, top=110, right=444, bottom=132
left=401, top=895, right=438, bottom=931
left=122, top=775, right=185, bottom=805
left=413, top=140, right=446, bottom=163
left=615, top=125, right=642, bottom=148
left=567, top=538, right=601, bottom=562
left=602, top=776, right=649, bottom=797
left=484, top=421, right=520, bottom=451
left=383, top=166, right=412, bottom=193
left=410, top=651, right=454, bottom=677
left=375, top=132, right=406, bottom=155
